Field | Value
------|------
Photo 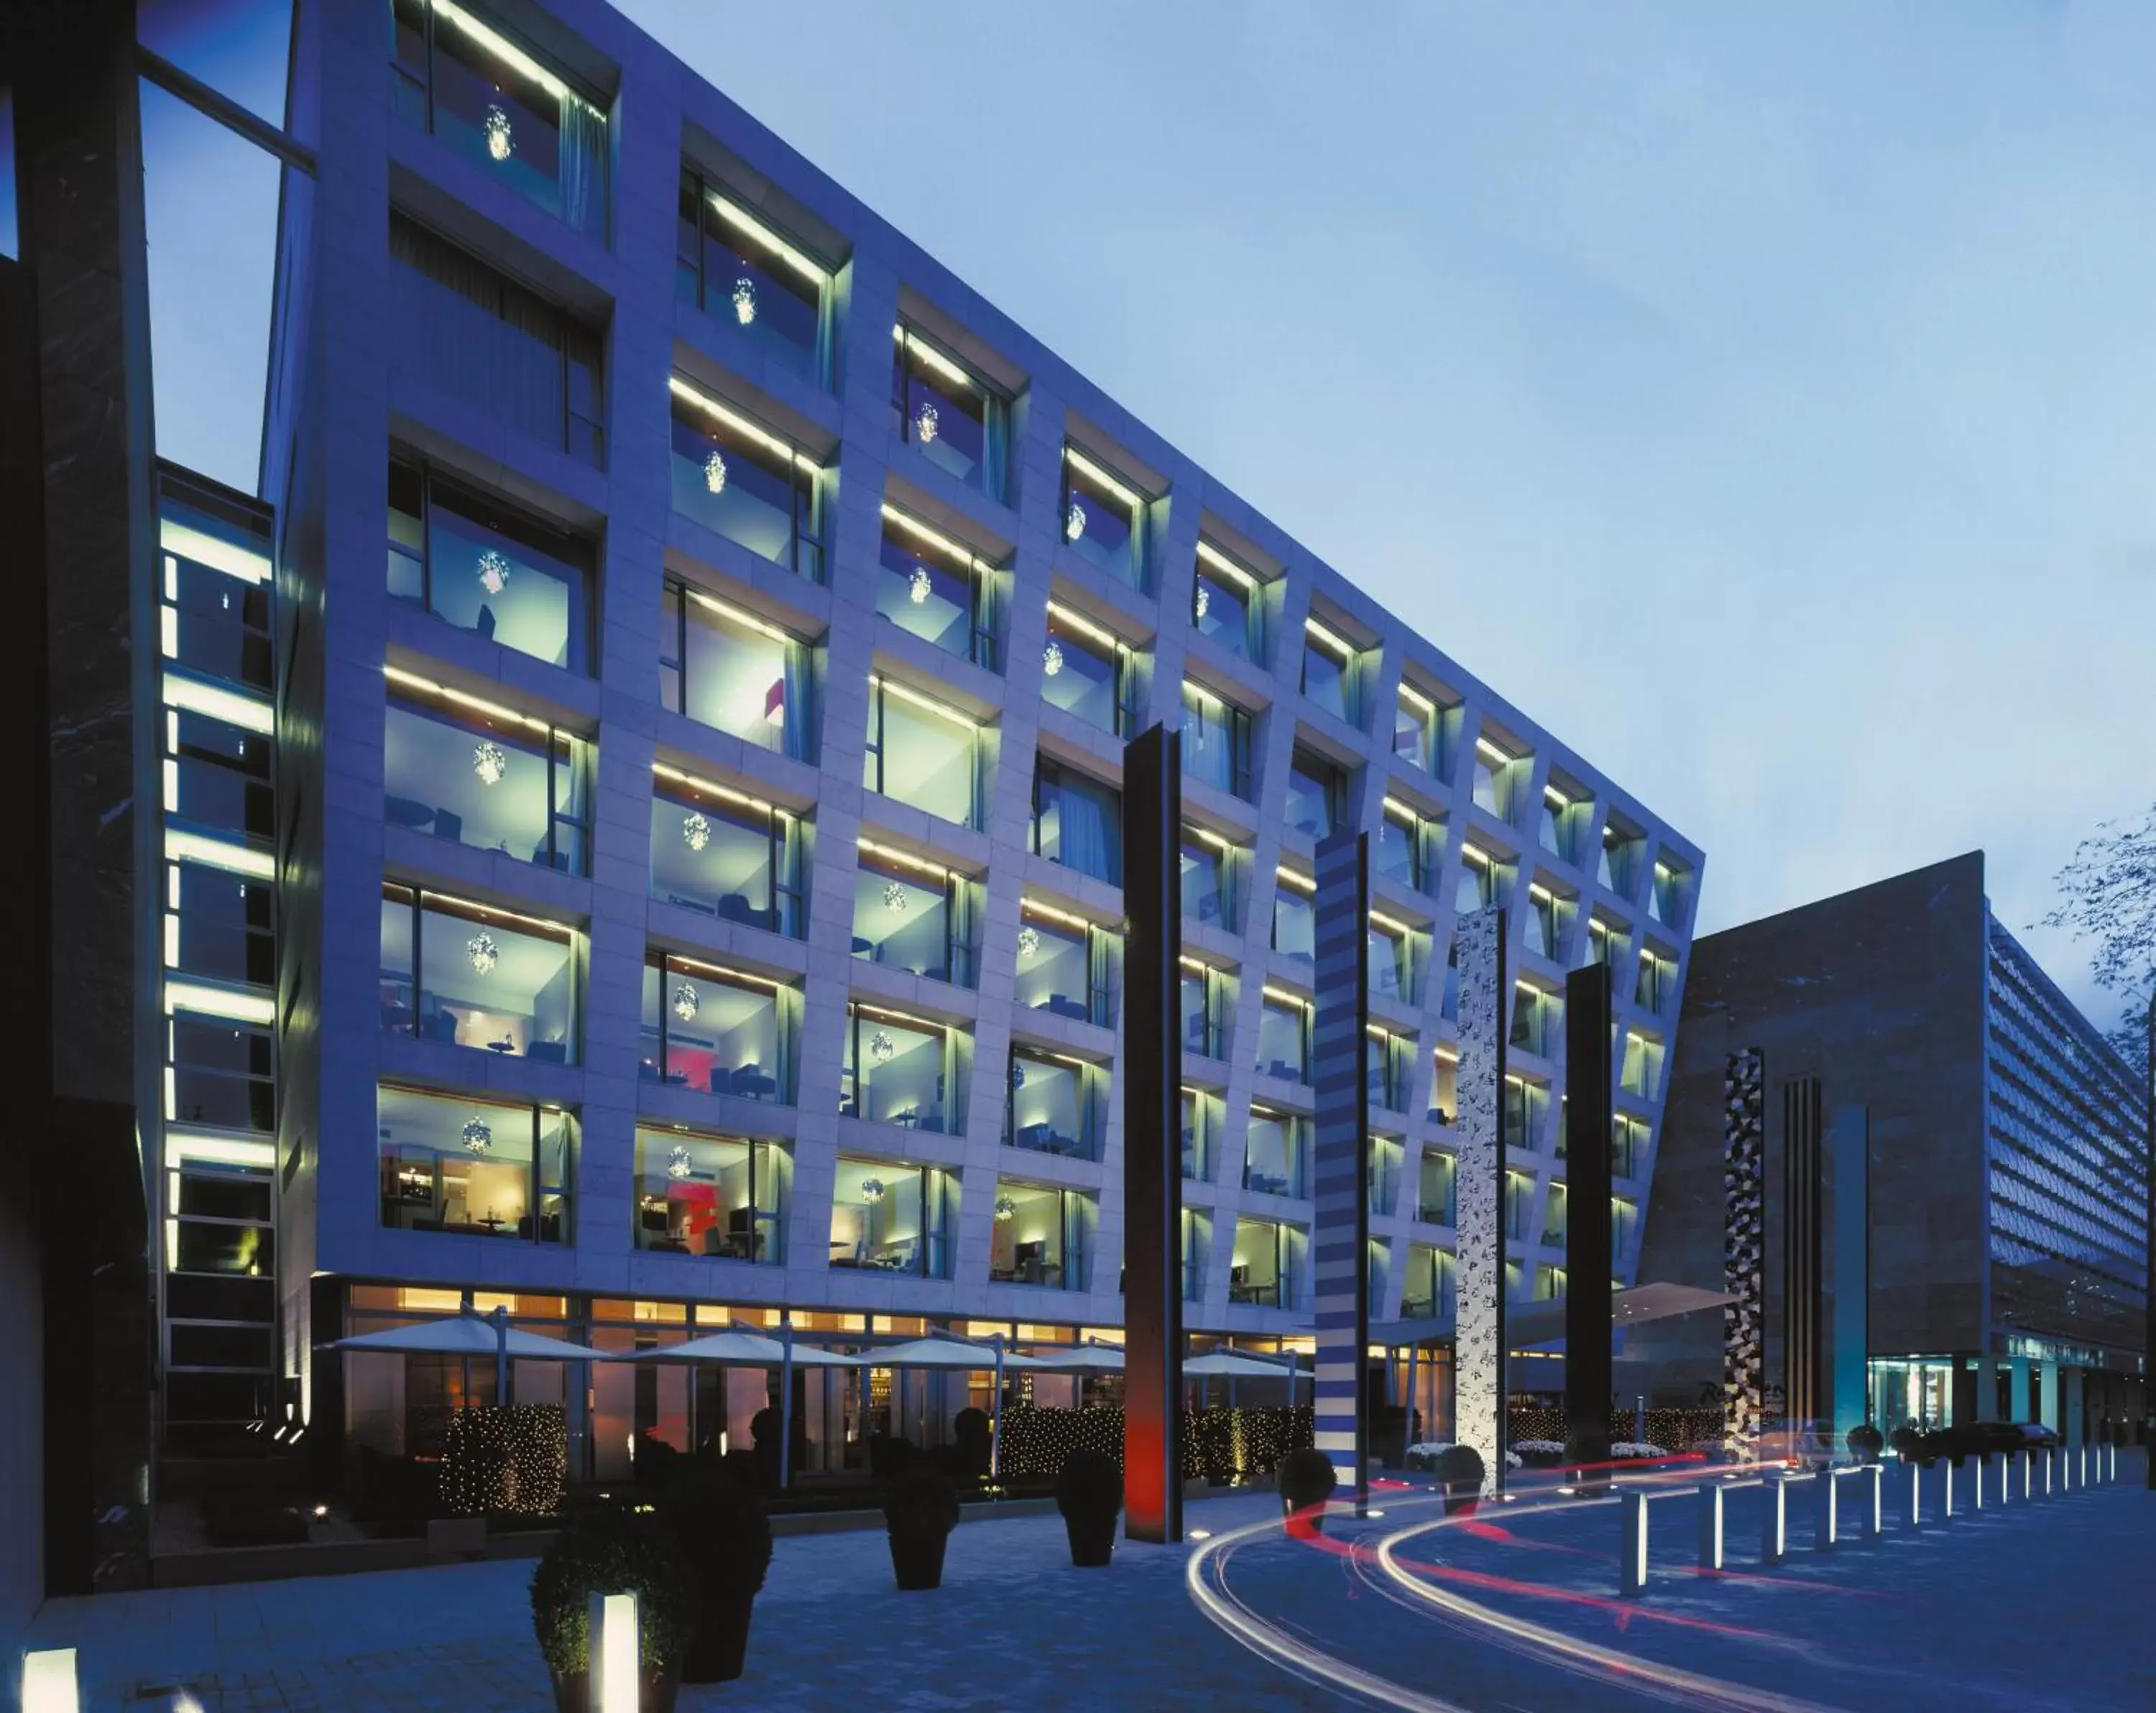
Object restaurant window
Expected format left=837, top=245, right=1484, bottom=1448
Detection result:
left=1503, top=1075, right=1550, bottom=1153
left=989, top=1181, right=1095, bottom=1290
left=1004, top=1046, right=1107, bottom=1162
left=1416, top=1151, right=1456, bottom=1227
left=1181, top=827, right=1242, bottom=933
left=1511, top=984, right=1561, bottom=1058
left=1271, top=867, right=1315, bottom=963
left=891, top=319, right=1010, bottom=499
left=1403, top=1242, right=1455, bottom=1319
left=830, top=1157, right=957, bottom=1278
left=1524, top=882, right=1575, bottom=962
left=1229, top=1217, right=1304, bottom=1308
left=667, top=381, right=827, bottom=582
left=864, top=677, right=986, bottom=830
left=1455, top=844, right=1512, bottom=917
left=852, top=841, right=979, bottom=989
left=841, top=1002, right=971, bottom=1135
left=1243, top=1107, right=1307, bottom=1198
left=1181, top=1089, right=1220, bottom=1182
left=1540, top=781, right=1592, bottom=867
left=1192, top=538, right=1266, bottom=662
left=384, top=673, right=589, bottom=873
left=1375, top=798, right=1443, bottom=896
left=639, top=954, right=798, bottom=1104
left=660, top=581, right=821, bottom=762
left=877, top=505, right=1001, bottom=670
left=379, top=885, right=579, bottom=1062
left=1256, top=989, right=1312, bottom=1084
left=1041, top=602, right=1140, bottom=735
left=648, top=768, right=806, bottom=938
left=1368, top=913, right=1423, bottom=1007
left=1635, top=944, right=1677, bottom=1015
left=633, top=1127, right=788, bottom=1263
left=1015, top=900, right=1118, bottom=1027
left=1368, top=1026, right=1413, bottom=1114
left=1285, top=747, right=1348, bottom=839
left=1301, top=617, right=1363, bottom=726
left=1179, top=680, right=1254, bottom=800
left=387, top=456, right=591, bottom=673
left=1179, top=960, right=1233, bottom=1060
left=1427, top=1052, right=1458, bottom=1126
left=1060, top=444, right=1150, bottom=591
left=377, top=1084, right=569, bottom=1242
left=1030, top=756, right=1122, bottom=885
left=391, top=0, right=609, bottom=241
left=387, top=213, right=603, bottom=463
left=676, top=167, right=834, bottom=386
left=1368, top=1136, right=1404, bottom=1219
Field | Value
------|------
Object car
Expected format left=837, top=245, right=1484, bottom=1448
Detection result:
left=1909, top=1420, right=2060, bottom=1466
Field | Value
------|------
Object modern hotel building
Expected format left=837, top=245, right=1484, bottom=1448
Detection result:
left=5, top=0, right=1702, bottom=1577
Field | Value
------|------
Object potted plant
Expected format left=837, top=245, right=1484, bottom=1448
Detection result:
left=954, top=1407, right=994, bottom=1480
left=1846, top=1423, right=1885, bottom=1467
left=883, top=1468, right=960, bottom=1589
left=1056, top=1448, right=1121, bottom=1566
left=530, top=1511, right=694, bottom=1713
left=1886, top=1426, right=1925, bottom=1464
left=660, top=1473, right=773, bottom=1684
left=1436, top=1444, right=1485, bottom=1516
left=1277, top=1447, right=1337, bottom=1538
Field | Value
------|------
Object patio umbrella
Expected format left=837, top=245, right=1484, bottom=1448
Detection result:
left=614, top=1326, right=863, bottom=1488
left=326, top=1306, right=599, bottom=1402
left=1018, top=1339, right=1125, bottom=1372
left=1184, top=1349, right=1307, bottom=1407
left=862, top=1336, right=1050, bottom=1477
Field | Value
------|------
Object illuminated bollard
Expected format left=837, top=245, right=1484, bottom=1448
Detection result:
left=2107, top=1442, right=2117, bottom=1483
left=590, top=1590, right=640, bottom=1713
left=1996, top=1454, right=2011, bottom=1507
left=1697, top=1482, right=1724, bottom=1571
left=1762, top=1472, right=1789, bottom=1566
left=1859, top=1464, right=1883, bottom=1539
left=1943, top=1459, right=1957, bottom=1518
left=1907, top=1459, right=1924, bottom=1530
left=2019, top=1450, right=2034, bottom=1500
left=21, top=1650, right=79, bottom=1713
left=1621, top=1490, right=1649, bottom=1598
left=2043, top=1449, right=2056, bottom=1496
left=1815, top=1469, right=1840, bottom=1552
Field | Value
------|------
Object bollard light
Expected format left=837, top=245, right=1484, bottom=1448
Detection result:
left=1619, top=1490, right=1649, bottom=1598
left=1696, top=1482, right=1724, bottom=1571
left=1862, top=1464, right=1883, bottom=1539
left=1761, top=1472, right=1788, bottom=1566
left=589, top=1590, right=639, bottom=1713
left=1816, top=1469, right=1839, bottom=1551
left=1907, top=1459, right=1923, bottom=1530
left=22, top=1649, right=79, bottom=1713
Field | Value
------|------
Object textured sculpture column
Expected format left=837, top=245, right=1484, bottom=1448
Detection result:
left=1723, top=1049, right=1766, bottom=1459
left=1452, top=906, right=1508, bottom=1489
left=1312, top=831, right=1371, bottom=1510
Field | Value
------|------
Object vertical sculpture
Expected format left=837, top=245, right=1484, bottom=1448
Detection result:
left=1827, top=1105, right=1871, bottom=1451
left=1453, top=905, right=1508, bottom=1489
left=1783, top=1076, right=1823, bottom=1452
left=1722, top=1049, right=1766, bottom=1459
left=1121, top=725, right=1182, bottom=1542
left=1312, top=831, right=1370, bottom=1510
left=1563, top=963, right=1613, bottom=1474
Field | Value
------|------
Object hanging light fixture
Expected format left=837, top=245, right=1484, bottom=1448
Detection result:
left=466, top=933, right=499, bottom=976
left=1016, top=925, right=1041, bottom=961
left=1064, top=501, right=1087, bottom=543
left=681, top=811, right=711, bottom=852
left=1195, top=584, right=1211, bottom=621
left=732, top=277, right=757, bottom=325
left=1042, top=640, right=1064, bottom=677
left=1010, top=1059, right=1026, bottom=1089
left=914, top=400, right=939, bottom=444
left=860, top=1178, right=887, bottom=1204
left=666, top=1145, right=695, bottom=1181
left=476, top=548, right=511, bottom=596
left=908, top=565, right=932, bottom=606
left=473, top=741, right=507, bottom=786
left=882, top=882, right=909, bottom=915
left=484, top=104, right=513, bottom=162
left=671, top=982, right=699, bottom=1022
left=869, top=1030, right=897, bottom=1064
left=461, top=1117, right=494, bottom=1155
left=994, top=1195, right=1017, bottom=1222
left=704, top=448, right=727, bottom=495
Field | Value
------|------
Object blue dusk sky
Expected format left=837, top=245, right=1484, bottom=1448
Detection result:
left=129, top=0, right=2156, bottom=1033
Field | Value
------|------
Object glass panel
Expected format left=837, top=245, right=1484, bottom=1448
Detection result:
left=1285, top=753, right=1341, bottom=838
left=395, top=899, right=575, bottom=1061
left=1403, top=1244, right=1455, bottom=1318
left=846, top=1012, right=955, bottom=1132
left=402, top=468, right=589, bottom=671
left=1040, top=614, right=1120, bottom=731
left=640, top=964, right=783, bottom=1100
left=867, top=691, right=978, bottom=828
left=1033, top=762, right=1122, bottom=884
left=1192, top=558, right=1253, bottom=659
left=877, top=524, right=975, bottom=660
left=377, top=1085, right=558, bottom=1240
left=634, top=1130, right=787, bottom=1263
left=667, top=398, right=818, bottom=578
left=1179, top=683, right=1250, bottom=798
left=171, top=862, right=274, bottom=987
left=1179, top=971, right=1224, bottom=1059
left=696, top=185, right=825, bottom=383
left=988, top=1183, right=1076, bottom=1287
left=169, top=1017, right=274, bottom=1132
left=829, top=1158, right=950, bottom=1277
left=1427, top=1057, right=1457, bottom=1125
left=166, top=709, right=272, bottom=839
left=1061, top=455, right=1142, bottom=587
left=1180, top=1091, right=1214, bottom=1181
left=648, top=788, right=800, bottom=937
left=1244, top=1113, right=1304, bottom=1198
left=1302, top=637, right=1353, bottom=722
left=1256, top=1000, right=1309, bottom=1083
left=893, top=329, right=1000, bottom=496
left=1229, top=1218, right=1296, bottom=1307
left=1181, top=836, right=1233, bottom=929
left=384, top=698, right=569, bottom=869
left=852, top=856, right=953, bottom=984
left=1369, top=925, right=1415, bottom=1005
left=670, top=590, right=798, bottom=752
left=1271, top=885, right=1315, bottom=963
left=1417, top=1152, right=1457, bottom=1225
left=1015, top=913, right=1090, bottom=1022
left=1007, top=1053, right=1092, bottom=1160
left=1394, top=692, right=1434, bottom=772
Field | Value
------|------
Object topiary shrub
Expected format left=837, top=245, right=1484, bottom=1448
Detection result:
left=883, top=1468, right=960, bottom=1590
left=530, top=1510, right=694, bottom=1709
left=1056, top=1448, right=1122, bottom=1566
left=1277, top=1446, right=1337, bottom=1538
left=658, top=1469, right=773, bottom=1685
left=1887, top=1426, right=1924, bottom=1464
left=1436, top=1444, right=1485, bottom=1515
left=1846, top=1423, right=1885, bottom=1467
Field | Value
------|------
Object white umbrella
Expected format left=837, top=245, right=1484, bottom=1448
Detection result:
left=619, top=1326, right=863, bottom=1489
left=326, top=1306, right=599, bottom=1401
left=1184, top=1348, right=1307, bottom=1408
left=1018, top=1339, right=1125, bottom=1372
left=863, top=1335, right=1050, bottom=1477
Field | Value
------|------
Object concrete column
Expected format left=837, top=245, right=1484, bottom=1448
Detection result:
left=1971, top=1357, right=2000, bottom=1421
left=2009, top=1355, right=2032, bottom=1422
left=2038, top=1360, right=2059, bottom=1431
left=2063, top=1367, right=2085, bottom=1446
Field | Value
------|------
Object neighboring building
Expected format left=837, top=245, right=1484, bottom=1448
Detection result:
left=1630, top=852, right=2147, bottom=1441
left=9, top=0, right=1702, bottom=1543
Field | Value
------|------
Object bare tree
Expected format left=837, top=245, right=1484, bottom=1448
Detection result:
left=2040, top=808, right=2156, bottom=1064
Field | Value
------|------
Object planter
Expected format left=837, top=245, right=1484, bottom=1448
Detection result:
left=548, top=1663, right=681, bottom=1713
left=1441, top=1490, right=1478, bottom=1518
left=680, top=1594, right=754, bottom=1685
left=889, top=1529, right=949, bottom=1590
left=1281, top=1498, right=1326, bottom=1540
left=1064, top=1518, right=1115, bottom=1568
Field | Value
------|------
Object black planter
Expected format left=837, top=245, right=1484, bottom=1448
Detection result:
left=548, top=1664, right=681, bottom=1713
left=890, top=1528, right=951, bottom=1590
left=1280, top=1497, right=1326, bottom=1538
left=1441, top=1489, right=1479, bottom=1518
left=679, top=1594, right=755, bottom=1685
left=1065, top=1518, right=1115, bottom=1567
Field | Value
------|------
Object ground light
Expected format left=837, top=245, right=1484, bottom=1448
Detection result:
left=21, top=1650, right=78, bottom=1713
left=592, top=1592, right=638, bottom=1713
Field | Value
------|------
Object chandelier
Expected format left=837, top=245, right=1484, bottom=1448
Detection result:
left=732, top=277, right=757, bottom=325
left=704, top=448, right=727, bottom=495
left=476, top=548, right=510, bottom=596
left=1195, top=583, right=1210, bottom=620
left=1016, top=925, right=1040, bottom=961
left=484, top=105, right=512, bottom=162
left=994, top=1195, right=1017, bottom=1222
left=860, top=1178, right=886, bottom=1204
left=672, top=982, right=699, bottom=1022
left=466, top=933, right=498, bottom=975
left=908, top=565, right=931, bottom=606
left=869, top=1030, right=897, bottom=1064
left=666, top=1145, right=695, bottom=1181
left=681, top=812, right=711, bottom=852
left=461, top=1117, right=493, bottom=1155
left=473, top=741, right=507, bottom=786
left=883, top=881, right=909, bottom=914
left=1064, top=501, right=1086, bottom=543
left=1042, top=640, right=1064, bottom=677
left=915, top=401, right=939, bottom=444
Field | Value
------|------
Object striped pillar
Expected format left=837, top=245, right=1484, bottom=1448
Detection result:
left=1312, top=831, right=1370, bottom=1510
left=1453, top=905, right=1508, bottom=1490
left=1723, top=1049, right=1766, bottom=1458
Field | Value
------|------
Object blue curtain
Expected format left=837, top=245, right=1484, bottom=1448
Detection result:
left=774, top=988, right=801, bottom=1102
left=782, top=642, right=815, bottom=764
left=983, top=397, right=1010, bottom=502
left=1086, top=928, right=1114, bottom=1026
left=559, top=97, right=607, bottom=241
left=1054, top=772, right=1121, bottom=883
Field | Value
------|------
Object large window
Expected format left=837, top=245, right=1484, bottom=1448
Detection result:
left=169, top=1015, right=274, bottom=1134
left=162, top=698, right=271, bottom=843
left=1192, top=539, right=1265, bottom=662
left=648, top=767, right=806, bottom=938
left=391, top=0, right=609, bottom=241
left=863, top=678, right=985, bottom=829
left=988, top=1181, right=1094, bottom=1290
left=891, top=320, right=1009, bottom=499
left=1403, top=1242, right=1455, bottom=1319
left=1650, top=858, right=1693, bottom=931
left=1243, top=1107, right=1308, bottom=1198
left=1229, top=1217, right=1304, bottom=1308
left=661, top=581, right=819, bottom=760
left=667, top=382, right=826, bottom=581
left=379, top=885, right=578, bottom=1062
left=1636, top=944, right=1677, bottom=1015
left=1393, top=683, right=1438, bottom=775
left=1256, top=989, right=1312, bottom=1084
left=1015, top=901, right=1118, bottom=1027
left=1503, top=1075, right=1551, bottom=1152
left=1524, top=882, right=1575, bottom=962
left=377, top=1084, right=569, bottom=1242
left=1368, top=1027, right=1413, bottom=1113
left=1181, top=1089, right=1221, bottom=1182
left=842, top=1003, right=970, bottom=1134
left=1620, top=1030, right=1664, bottom=1099
left=383, top=674, right=589, bottom=873
left=1285, top=748, right=1346, bottom=839
left=852, top=841, right=977, bottom=988
left=1601, top=818, right=1646, bottom=901
left=1301, top=617, right=1362, bottom=726
left=1416, top=1150, right=1457, bottom=1227
left=1060, top=445, right=1148, bottom=591
left=1455, top=844, right=1512, bottom=917
left=1005, top=1047, right=1106, bottom=1161
left=1181, top=828, right=1241, bottom=932
left=387, top=458, right=590, bottom=673
left=167, top=856, right=274, bottom=989
left=1179, top=680, right=1254, bottom=800
left=677, top=167, right=833, bottom=386
left=1368, top=1137, right=1404, bottom=1218
left=1040, top=603, right=1138, bottom=735
left=1540, top=780, right=1592, bottom=867
left=633, top=1128, right=788, bottom=1262
left=1179, top=960, right=1233, bottom=1059
left=1030, top=757, right=1122, bottom=885
left=1375, top=798, right=1443, bottom=896
left=829, top=1158, right=957, bottom=1278
left=1271, top=867, right=1315, bottom=963
left=1511, top=984, right=1562, bottom=1057
left=1368, top=913, right=1422, bottom=1007
left=387, top=213, right=602, bottom=463
left=639, top=954, right=797, bottom=1104
left=1472, top=738, right=1532, bottom=827
left=1428, top=1052, right=1458, bottom=1125
left=878, top=507, right=1000, bottom=670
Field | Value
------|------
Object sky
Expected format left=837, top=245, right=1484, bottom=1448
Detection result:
left=131, top=0, right=2156, bottom=1033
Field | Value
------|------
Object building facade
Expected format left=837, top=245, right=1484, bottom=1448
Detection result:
left=1629, top=853, right=2147, bottom=1441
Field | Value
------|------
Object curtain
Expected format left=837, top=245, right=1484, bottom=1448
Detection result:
left=1054, top=773, right=1121, bottom=884
left=558, top=96, right=607, bottom=242
left=773, top=988, right=801, bottom=1103
left=781, top=642, right=814, bottom=764
left=1079, top=1066, right=1103, bottom=1157
left=773, top=814, right=805, bottom=935
left=983, top=397, right=1010, bottom=502
left=949, top=879, right=977, bottom=987
left=494, top=279, right=568, bottom=451
left=943, top=1030, right=971, bottom=1134
left=1086, top=928, right=1113, bottom=1027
